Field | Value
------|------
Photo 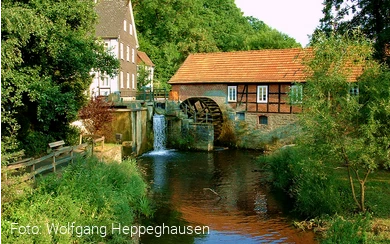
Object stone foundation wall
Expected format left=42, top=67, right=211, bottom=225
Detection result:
left=219, top=111, right=300, bottom=150
left=187, top=123, right=214, bottom=151
left=245, top=113, right=299, bottom=132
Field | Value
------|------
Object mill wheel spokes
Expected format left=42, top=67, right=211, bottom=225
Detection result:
left=180, top=97, right=223, bottom=140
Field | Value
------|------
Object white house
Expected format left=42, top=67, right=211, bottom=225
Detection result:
left=90, top=0, right=139, bottom=101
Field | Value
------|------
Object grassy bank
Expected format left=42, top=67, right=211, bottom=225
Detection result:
left=1, top=156, right=153, bottom=243
left=259, top=146, right=390, bottom=243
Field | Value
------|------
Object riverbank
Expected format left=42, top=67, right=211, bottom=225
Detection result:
left=1, top=156, right=153, bottom=243
left=258, top=146, right=390, bottom=243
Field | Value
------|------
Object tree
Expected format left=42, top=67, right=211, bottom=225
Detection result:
left=78, top=97, right=114, bottom=139
left=1, top=0, right=119, bottom=159
left=319, top=0, right=390, bottom=66
left=132, top=0, right=301, bottom=87
left=300, top=31, right=390, bottom=212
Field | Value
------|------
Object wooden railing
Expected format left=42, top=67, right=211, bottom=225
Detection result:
left=92, top=136, right=105, bottom=155
left=2, top=143, right=89, bottom=185
left=136, top=88, right=168, bottom=102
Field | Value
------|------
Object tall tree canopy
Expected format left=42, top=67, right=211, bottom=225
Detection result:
left=319, top=0, right=390, bottom=65
left=1, top=0, right=119, bottom=159
left=300, top=31, right=390, bottom=212
left=132, top=0, right=301, bottom=88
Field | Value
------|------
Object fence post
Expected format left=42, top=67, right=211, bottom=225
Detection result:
left=71, top=147, right=74, bottom=164
left=91, top=139, right=94, bottom=156
left=52, top=153, right=56, bottom=172
left=32, top=164, right=36, bottom=181
left=102, top=136, right=105, bottom=150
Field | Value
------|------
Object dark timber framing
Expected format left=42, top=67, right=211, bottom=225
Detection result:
left=233, top=83, right=302, bottom=114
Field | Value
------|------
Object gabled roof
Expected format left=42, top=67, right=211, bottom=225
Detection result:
left=169, top=48, right=308, bottom=84
left=95, top=0, right=138, bottom=47
left=137, top=51, right=155, bottom=66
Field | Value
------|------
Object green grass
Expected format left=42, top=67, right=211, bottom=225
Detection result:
left=1, top=156, right=153, bottom=243
left=328, top=166, right=390, bottom=218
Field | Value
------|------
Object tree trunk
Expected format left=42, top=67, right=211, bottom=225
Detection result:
left=347, top=166, right=362, bottom=210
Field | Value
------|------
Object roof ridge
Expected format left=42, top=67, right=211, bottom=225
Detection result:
left=189, top=48, right=305, bottom=56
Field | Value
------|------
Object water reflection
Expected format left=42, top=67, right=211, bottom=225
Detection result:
left=138, top=150, right=316, bottom=244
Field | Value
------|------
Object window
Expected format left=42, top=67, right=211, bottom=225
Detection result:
left=101, top=74, right=109, bottom=87
left=290, top=85, right=303, bottom=104
left=126, top=46, right=130, bottom=61
left=236, top=112, right=245, bottom=121
left=257, top=85, right=268, bottom=103
left=132, top=74, right=135, bottom=89
left=120, top=71, right=124, bottom=88
left=124, top=20, right=127, bottom=31
left=227, top=86, right=237, bottom=102
left=349, top=84, right=359, bottom=95
left=259, top=115, right=268, bottom=125
left=126, top=73, right=130, bottom=88
left=120, top=43, right=124, bottom=59
left=131, top=48, right=135, bottom=63
left=129, top=23, right=133, bottom=35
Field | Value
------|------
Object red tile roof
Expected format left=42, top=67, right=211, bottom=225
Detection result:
left=169, top=48, right=309, bottom=84
left=137, top=51, right=155, bottom=66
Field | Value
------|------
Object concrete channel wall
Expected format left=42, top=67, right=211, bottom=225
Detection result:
left=111, top=106, right=153, bottom=156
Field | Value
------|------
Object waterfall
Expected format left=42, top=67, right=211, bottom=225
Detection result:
left=153, top=114, right=166, bottom=151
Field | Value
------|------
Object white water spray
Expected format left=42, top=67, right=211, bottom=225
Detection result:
left=153, top=114, right=166, bottom=151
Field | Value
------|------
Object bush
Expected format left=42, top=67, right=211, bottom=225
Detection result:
left=321, top=214, right=371, bottom=244
left=260, top=146, right=354, bottom=217
left=21, top=131, right=54, bottom=157
left=1, top=156, right=152, bottom=243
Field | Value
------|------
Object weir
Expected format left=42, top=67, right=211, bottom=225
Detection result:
left=153, top=114, right=166, bottom=151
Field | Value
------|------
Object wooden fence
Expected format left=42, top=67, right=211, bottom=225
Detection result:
left=0, top=136, right=104, bottom=214
left=2, top=143, right=90, bottom=185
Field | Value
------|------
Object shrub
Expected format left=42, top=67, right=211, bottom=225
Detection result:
left=321, top=214, right=371, bottom=244
left=261, top=146, right=354, bottom=217
left=21, top=131, right=54, bottom=157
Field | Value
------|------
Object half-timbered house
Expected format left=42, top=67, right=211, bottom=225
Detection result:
left=169, top=48, right=309, bottom=129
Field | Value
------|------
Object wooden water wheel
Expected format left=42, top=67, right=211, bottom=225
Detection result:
left=180, top=97, right=223, bottom=140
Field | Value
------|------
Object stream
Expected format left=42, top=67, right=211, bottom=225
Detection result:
left=137, top=149, right=317, bottom=244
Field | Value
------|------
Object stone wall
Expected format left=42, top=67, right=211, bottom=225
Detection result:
left=186, top=123, right=214, bottom=151
left=219, top=110, right=300, bottom=150
left=245, top=112, right=299, bottom=132
left=167, top=118, right=214, bottom=151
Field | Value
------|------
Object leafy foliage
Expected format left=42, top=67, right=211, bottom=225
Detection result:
left=321, top=214, right=372, bottom=244
left=78, top=97, right=115, bottom=139
left=261, top=146, right=353, bottom=217
left=1, top=0, right=119, bottom=160
left=318, top=0, right=390, bottom=66
left=261, top=31, right=390, bottom=217
left=132, top=0, right=301, bottom=88
left=300, top=31, right=390, bottom=212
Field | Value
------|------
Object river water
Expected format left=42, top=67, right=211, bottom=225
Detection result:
left=137, top=149, right=316, bottom=244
